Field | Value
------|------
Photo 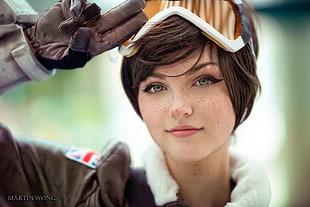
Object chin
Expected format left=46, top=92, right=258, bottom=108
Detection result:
left=170, top=150, right=208, bottom=163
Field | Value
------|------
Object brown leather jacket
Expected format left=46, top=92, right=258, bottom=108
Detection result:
left=0, top=123, right=134, bottom=207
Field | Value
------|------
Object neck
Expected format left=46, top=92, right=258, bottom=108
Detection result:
left=165, top=144, right=231, bottom=207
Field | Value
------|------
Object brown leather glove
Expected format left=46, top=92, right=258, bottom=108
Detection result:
left=25, top=0, right=147, bottom=69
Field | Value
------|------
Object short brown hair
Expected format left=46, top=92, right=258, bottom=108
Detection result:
left=121, top=4, right=260, bottom=131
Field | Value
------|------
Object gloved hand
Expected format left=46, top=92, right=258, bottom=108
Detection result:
left=25, top=0, right=147, bottom=70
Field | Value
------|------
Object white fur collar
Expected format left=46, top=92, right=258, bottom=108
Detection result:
left=143, top=143, right=271, bottom=207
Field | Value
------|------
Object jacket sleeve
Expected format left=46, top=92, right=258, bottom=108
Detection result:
left=0, top=0, right=55, bottom=95
left=0, top=123, right=131, bottom=207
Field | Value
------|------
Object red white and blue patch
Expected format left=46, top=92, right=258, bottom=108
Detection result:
left=65, top=146, right=100, bottom=169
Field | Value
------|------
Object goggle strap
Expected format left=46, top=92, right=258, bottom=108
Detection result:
left=232, top=0, right=253, bottom=49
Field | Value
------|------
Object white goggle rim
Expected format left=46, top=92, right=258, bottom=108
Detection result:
left=119, top=6, right=248, bottom=57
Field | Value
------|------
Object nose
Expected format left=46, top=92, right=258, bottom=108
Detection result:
left=168, top=92, right=193, bottom=118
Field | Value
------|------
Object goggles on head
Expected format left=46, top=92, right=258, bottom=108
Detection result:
left=119, top=0, right=254, bottom=57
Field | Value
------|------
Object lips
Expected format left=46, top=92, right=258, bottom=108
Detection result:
left=167, top=125, right=203, bottom=138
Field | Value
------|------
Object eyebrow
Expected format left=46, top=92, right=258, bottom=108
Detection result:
left=150, top=62, right=218, bottom=79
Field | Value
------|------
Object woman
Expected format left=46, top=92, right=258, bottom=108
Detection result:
left=0, top=0, right=271, bottom=206
left=120, top=0, right=271, bottom=206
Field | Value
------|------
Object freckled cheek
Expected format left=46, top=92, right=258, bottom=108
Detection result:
left=193, top=94, right=235, bottom=129
left=140, top=99, right=168, bottom=114
left=138, top=96, right=169, bottom=121
left=138, top=96, right=170, bottom=141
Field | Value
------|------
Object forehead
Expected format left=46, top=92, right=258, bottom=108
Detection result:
left=153, top=45, right=218, bottom=77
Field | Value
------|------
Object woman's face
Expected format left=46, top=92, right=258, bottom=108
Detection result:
left=138, top=47, right=236, bottom=162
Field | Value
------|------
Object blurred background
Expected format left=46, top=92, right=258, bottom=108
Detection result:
left=0, top=0, right=309, bottom=206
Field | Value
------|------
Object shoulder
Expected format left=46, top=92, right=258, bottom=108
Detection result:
left=125, top=168, right=156, bottom=207
left=0, top=123, right=22, bottom=179
left=0, top=123, right=132, bottom=206
left=227, top=148, right=271, bottom=207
